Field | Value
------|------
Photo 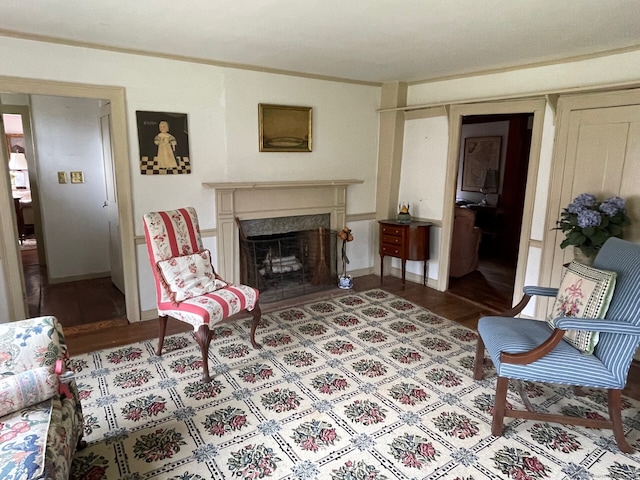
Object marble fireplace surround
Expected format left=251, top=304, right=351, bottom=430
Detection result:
left=203, top=180, right=362, bottom=283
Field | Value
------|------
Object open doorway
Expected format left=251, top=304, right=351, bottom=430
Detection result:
left=447, top=113, right=533, bottom=312
left=0, top=78, right=138, bottom=324
left=2, top=98, right=126, bottom=328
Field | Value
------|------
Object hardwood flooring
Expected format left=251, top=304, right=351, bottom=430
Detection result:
left=22, top=246, right=126, bottom=326
left=22, top=245, right=640, bottom=400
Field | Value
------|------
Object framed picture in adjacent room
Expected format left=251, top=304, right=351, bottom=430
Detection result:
left=259, top=104, right=312, bottom=152
left=5, top=134, right=25, bottom=157
left=136, top=111, right=191, bottom=174
left=461, top=136, right=502, bottom=192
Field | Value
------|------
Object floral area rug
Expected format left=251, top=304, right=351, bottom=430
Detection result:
left=69, top=290, right=640, bottom=479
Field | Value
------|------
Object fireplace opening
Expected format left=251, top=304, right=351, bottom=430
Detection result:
left=238, top=216, right=337, bottom=303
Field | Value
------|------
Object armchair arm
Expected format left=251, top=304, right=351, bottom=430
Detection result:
left=554, top=317, right=640, bottom=335
left=523, top=286, right=558, bottom=297
left=0, top=316, right=67, bottom=374
left=496, top=286, right=558, bottom=318
left=500, top=328, right=567, bottom=364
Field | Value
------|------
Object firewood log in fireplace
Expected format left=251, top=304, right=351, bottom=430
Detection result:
left=260, top=254, right=303, bottom=276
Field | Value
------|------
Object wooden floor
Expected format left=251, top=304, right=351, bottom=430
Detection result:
left=22, top=246, right=126, bottom=326
left=22, top=245, right=640, bottom=400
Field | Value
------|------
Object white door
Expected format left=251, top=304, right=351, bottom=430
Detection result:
left=545, top=91, right=640, bottom=293
left=100, top=103, right=125, bottom=293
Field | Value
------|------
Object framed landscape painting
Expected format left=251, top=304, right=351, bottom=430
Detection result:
left=259, top=104, right=312, bottom=152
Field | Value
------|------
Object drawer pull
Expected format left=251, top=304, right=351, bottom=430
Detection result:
left=381, top=235, right=401, bottom=244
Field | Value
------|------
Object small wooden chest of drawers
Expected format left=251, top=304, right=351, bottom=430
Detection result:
left=379, top=219, right=431, bottom=285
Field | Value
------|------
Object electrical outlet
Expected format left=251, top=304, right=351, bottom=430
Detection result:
left=57, top=171, right=67, bottom=184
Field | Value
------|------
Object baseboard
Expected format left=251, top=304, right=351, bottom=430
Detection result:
left=346, top=267, right=374, bottom=278
left=140, top=309, right=159, bottom=322
left=386, top=266, right=439, bottom=289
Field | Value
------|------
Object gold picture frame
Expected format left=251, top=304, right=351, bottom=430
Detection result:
left=461, top=136, right=502, bottom=192
left=259, top=104, right=312, bottom=152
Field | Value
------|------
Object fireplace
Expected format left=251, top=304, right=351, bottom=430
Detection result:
left=203, top=179, right=362, bottom=296
left=238, top=215, right=337, bottom=302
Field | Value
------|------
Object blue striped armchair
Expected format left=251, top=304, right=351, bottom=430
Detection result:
left=474, top=237, right=640, bottom=453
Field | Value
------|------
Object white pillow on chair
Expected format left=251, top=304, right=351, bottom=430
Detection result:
left=546, top=261, right=617, bottom=354
left=156, top=250, right=228, bottom=303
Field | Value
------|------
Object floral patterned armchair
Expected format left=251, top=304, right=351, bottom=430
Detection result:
left=143, top=207, right=262, bottom=383
left=0, top=316, right=84, bottom=479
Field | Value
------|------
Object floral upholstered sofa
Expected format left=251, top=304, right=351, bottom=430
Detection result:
left=0, top=316, right=84, bottom=479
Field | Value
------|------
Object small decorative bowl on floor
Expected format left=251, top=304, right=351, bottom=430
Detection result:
left=338, top=275, right=353, bottom=289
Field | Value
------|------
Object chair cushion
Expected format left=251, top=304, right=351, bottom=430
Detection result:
left=0, top=367, right=58, bottom=416
left=157, top=250, right=228, bottom=303
left=158, top=284, right=259, bottom=328
left=478, top=316, right=621, bottom=388
left=546, top=261, right=616, bottom=354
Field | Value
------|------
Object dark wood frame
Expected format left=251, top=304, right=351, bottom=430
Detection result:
left=259, top=104, right=312, bottom=152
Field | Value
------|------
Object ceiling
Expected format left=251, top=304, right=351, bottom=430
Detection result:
left=2, top=0, right=640, bottom=84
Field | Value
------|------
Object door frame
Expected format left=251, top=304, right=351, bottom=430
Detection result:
left=439, top=98, right=547, bottom=301
left=540, top=87, right=640, bottom=308
left=0, top=75, right=140, bottom=322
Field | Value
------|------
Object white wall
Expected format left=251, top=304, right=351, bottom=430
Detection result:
left=0, top=36, right=381, bottom=313
left=30, top=95, right=110, bottom=279
left=407, top=50, right=640, bottom=107
left=398, top=114, right=449, bottom=281
left=3, top=35, right=640, bottom=315
left=402, top=53, right=640, bottom=302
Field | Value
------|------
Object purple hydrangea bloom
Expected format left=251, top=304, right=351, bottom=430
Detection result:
left=577, top=209, right=601, bottom=228
left=567, top=203, right=584, bottom=214
left=599, top=196, right=626, bottom=216
left=567, top=193, right=597, bottom=214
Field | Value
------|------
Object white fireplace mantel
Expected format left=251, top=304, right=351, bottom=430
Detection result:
left=203, top=179, right=363, bottom=282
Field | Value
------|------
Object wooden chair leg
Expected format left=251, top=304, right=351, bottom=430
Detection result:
left=473, top=335, right=486, bottom=380
left=609, top=389, right=634, bottom=453
left=156, top=316, right=168, bottom=356
left=573, top=386, right=587, bottom=396
left=195, top=324, right=212, bottom=383
left=249, top=302, right=262, bottom=349
left=514, top=380, right=535, bottom=412
left=492, top=376, right=509, bottom=436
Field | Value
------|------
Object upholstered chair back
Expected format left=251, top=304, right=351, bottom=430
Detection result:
left=591, top=237, right=640, bottom=383
left=143, top=207, right=205, bottom=304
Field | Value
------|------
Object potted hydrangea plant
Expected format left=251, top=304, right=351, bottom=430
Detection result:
left=556, top=193, right=631, bottom=263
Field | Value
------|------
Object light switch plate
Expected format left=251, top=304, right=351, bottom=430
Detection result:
left=70, top=171, right=84, bottom=184
left=57, top=171, right=67, bottom=184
